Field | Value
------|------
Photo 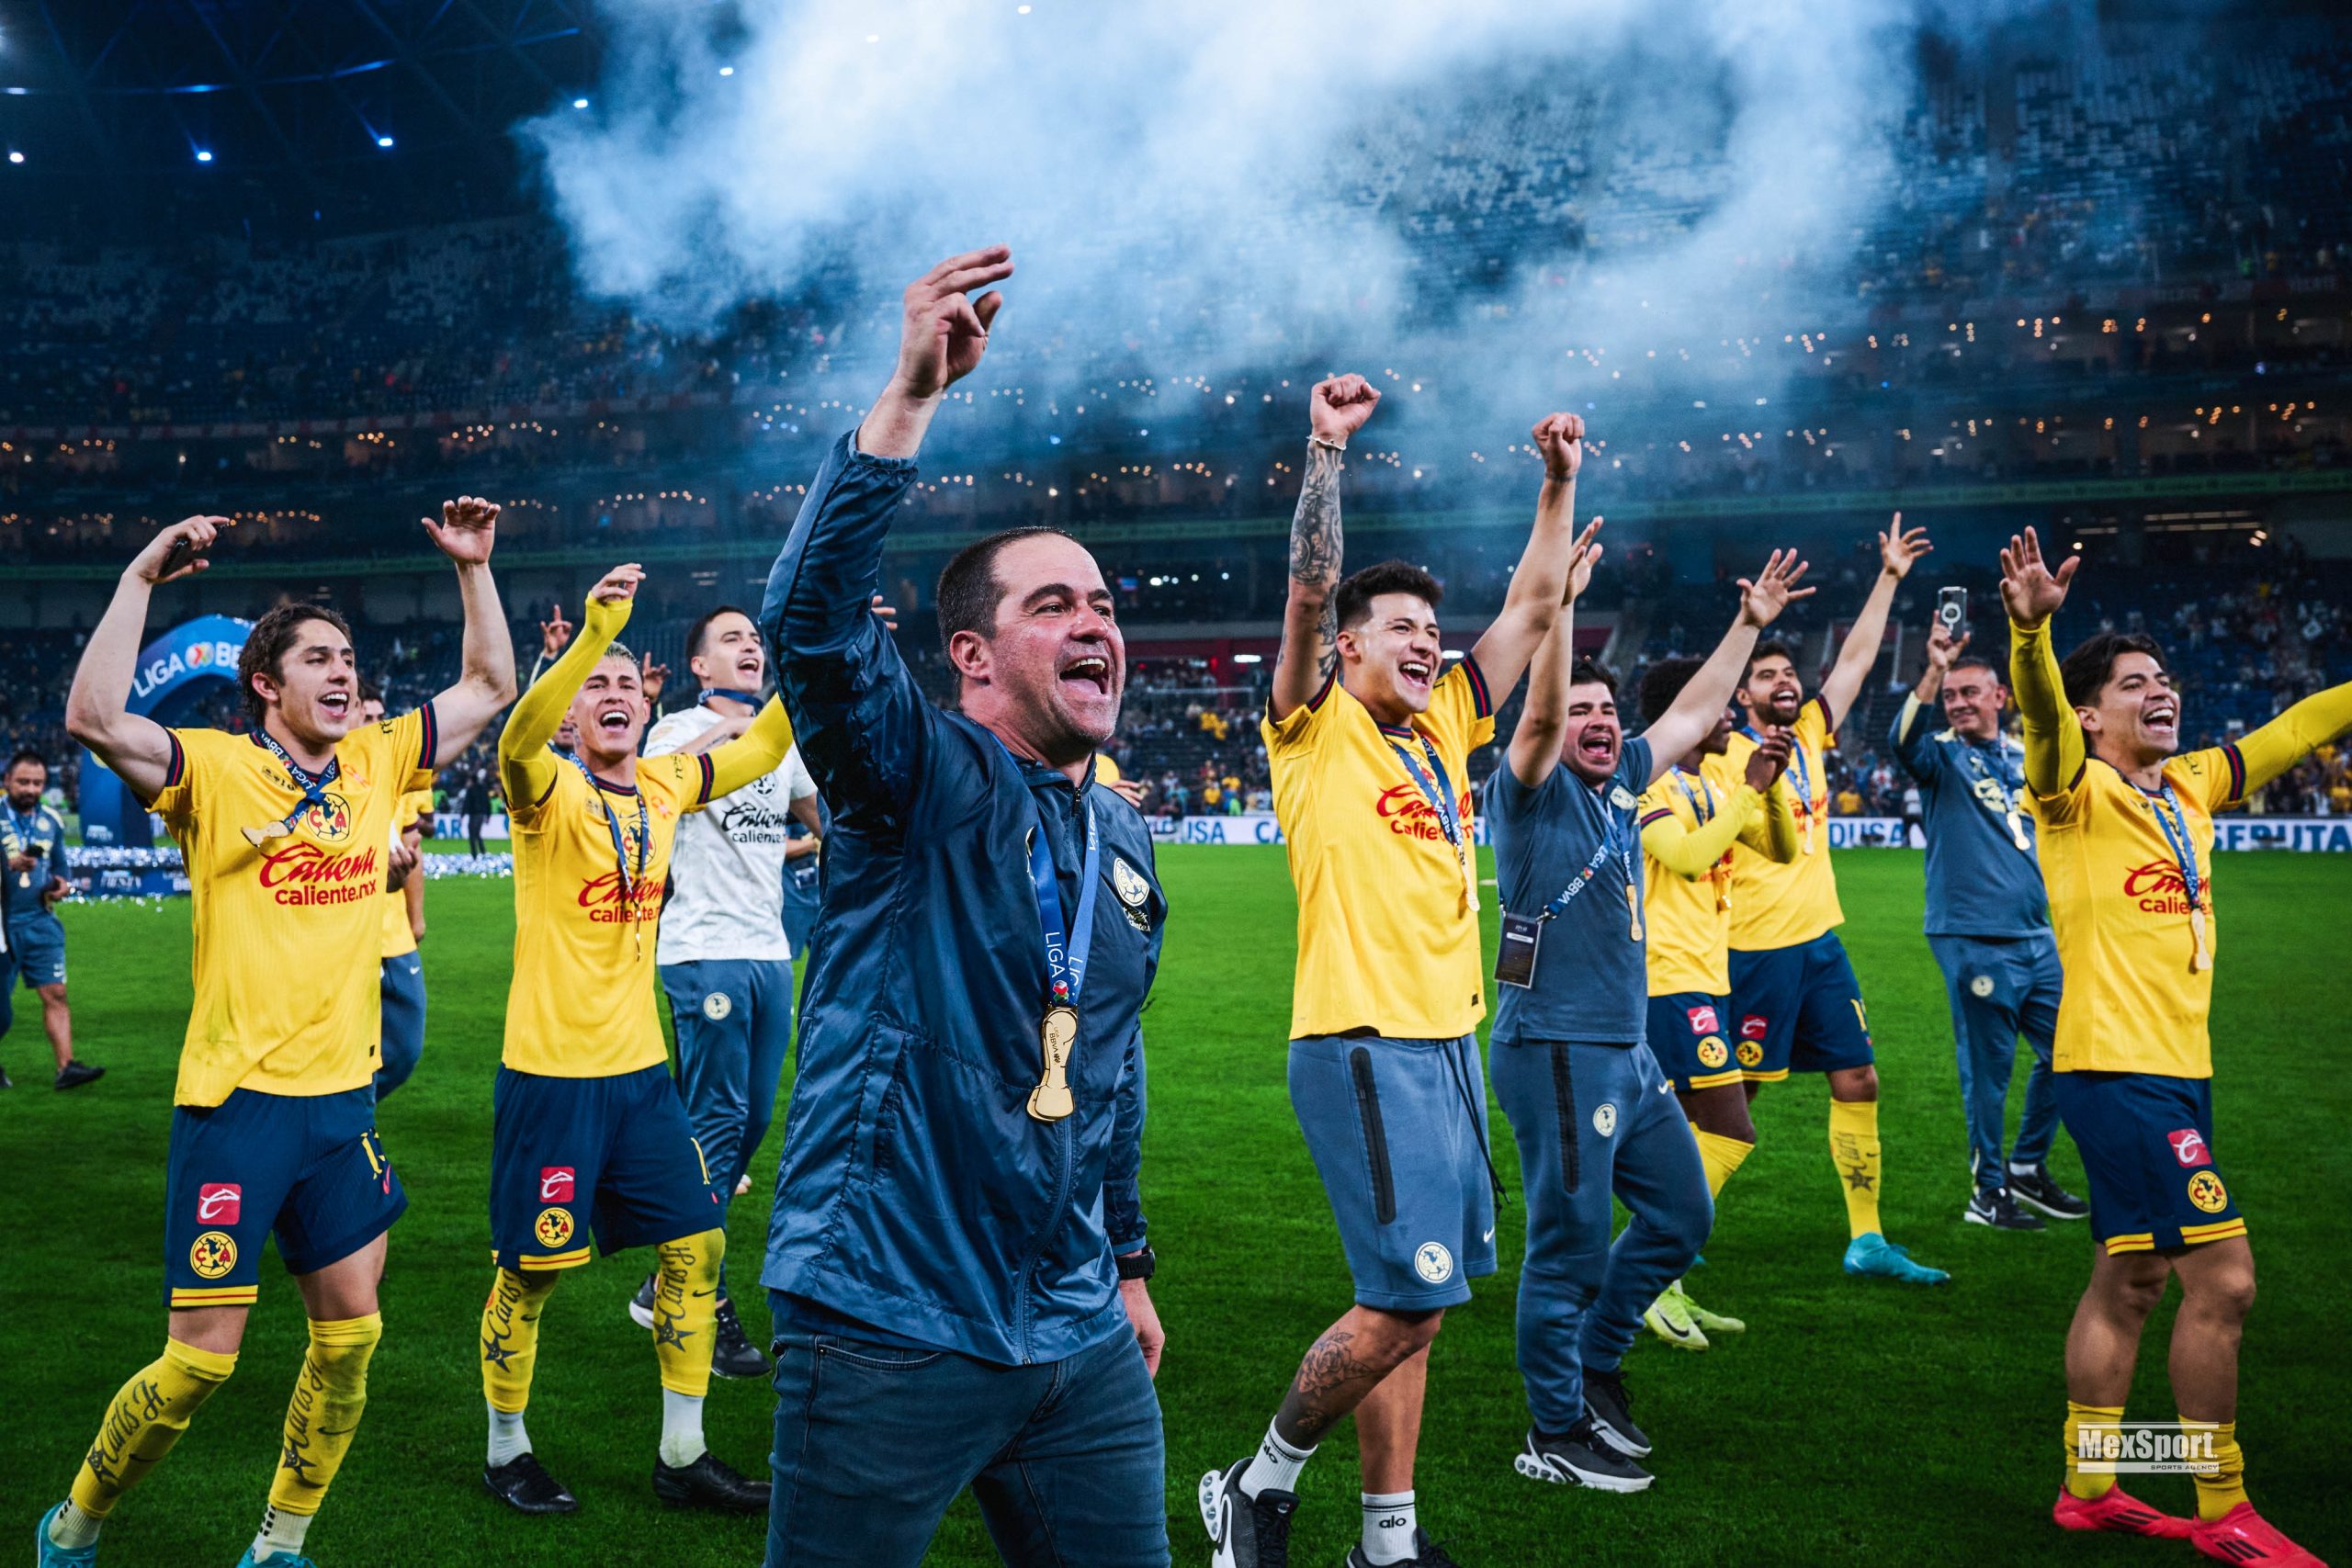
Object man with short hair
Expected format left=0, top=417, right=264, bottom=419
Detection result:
left=1486, top=544, right=1809, bottom=1493
left=2003, top=527, right=2345, bottom=1563
left=1890, top=619, right=2086, bottom=1231
left=758, top=245, right=1169, bottom=1568
left=619, top=603, right=823, bottom=1381
left=1202, top=396, right=1586, bottom=1568
left=0, top=749, right=101, bottom=1090
left=1708, top=519, right=1951, bottom=1284
left=44, top=499, right=515, bottom=1568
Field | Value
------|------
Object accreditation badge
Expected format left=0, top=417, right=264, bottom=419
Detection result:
left=1495, top=911, right=1543, bottom=989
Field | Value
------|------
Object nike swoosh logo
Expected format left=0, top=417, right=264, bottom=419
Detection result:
left=1483, top=1229, right=1496, bottom=1244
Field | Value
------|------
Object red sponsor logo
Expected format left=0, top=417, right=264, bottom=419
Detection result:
left=255, top=840, right=380, bottom=888
left=1687, top=1005, right=1721, bottom=1035
left=539, top=1167, right=575, bottom=1203
left=1372, top=783, right=1475, bottom=844
left=578, top=871, right=665, bottom=924
left=197, top=1182, right=242, bottom=1224
left=2122, top=861, right=2188, bottom=898
left=2166, top=1129, right=2211, bottom=1168
left=1739, top=1014, right=1769, bottom=1041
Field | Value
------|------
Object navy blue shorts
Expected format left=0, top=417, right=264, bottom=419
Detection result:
left=490, top=1063, right=720, bottom=1271
left=1645, top=992, right=1741, bottom=1093
left=4, top=913, right=66, bottom=988
left=164, top=1087, right=406, bottom=1310
left=1289, top=1033, right=1498, bottom=1311
left=2053, top=1071, right=2245, bottom=1257
left=1727, top=931, right=1875, bottom=1082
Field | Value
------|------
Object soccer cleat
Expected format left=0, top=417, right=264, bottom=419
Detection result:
left=233, top=1552, right=316, bottom=1567
left=2189, top=1502, right=2327, bottom=1566
left=652, top=1451, right=769, bottom=1514
left=1676, top=1283, right=1745, bottom=1336
left=733, top=1172, right=752, bottom=1197
left=1641, top=1284, right=1708, bottom=1352
left=2008, top=1166, right=2092, bottom=1221
left=627, top=1273, right=658, bottom=1332
left=53, top=1061, right=104, bottom=1091
left=1964, top=1188, right=2045, bottom=1232
left=710, top=1299, right=770, bottom=1380
left=484, top=1452, right=580, bottom=1515
left=1581, top=1365, right=1650, bottom=1459
left=1514, top=1420, right=1654, bottom=1493
left=2052, top=1484, right=2193, bottom=1539
left=1843, top=1232, right=1951, bottom=1285
left=1344, top=1529, right=1461, bottom=1567
left=36, top=1504, right=97, bottom=1567
left=0, top=1064, right=13, bottom=1089
left=1198, top=1459, right=1296, bottom=1568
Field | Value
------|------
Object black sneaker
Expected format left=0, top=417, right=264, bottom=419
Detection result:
left=1513, top=1418, right=1655, bottom=1492
left=484, top=1452, right=579, bottom=1515
left=1198, top=1458, right=1296, bottom=1567
left=1582, top=1365, right=1650, bottom=1459
left=627, top=1273, right=658, bottom=1331
left=1964, top=1187, right=2045, bottom=1231
left=0, top=1063, right=13, bottom=1089
left=652, top=1450, right=769, bottom=1514
left=1345, top=1527, right=1462, bottom=1565
left=53, top=1061, right=104, bottom=1091
left=2008, top=1165, right=2091, bottom=1221
left=710, top=1299, right=770, bottom=1380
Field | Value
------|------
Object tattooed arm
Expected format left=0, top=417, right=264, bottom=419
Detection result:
left=1269, top=374, right=1382, bottom=721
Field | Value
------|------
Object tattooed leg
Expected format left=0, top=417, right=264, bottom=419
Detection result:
left=1272, top=1304, right=1443, bottom=1450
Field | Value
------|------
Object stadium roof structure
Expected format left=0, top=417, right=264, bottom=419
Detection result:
left=0, top=0, right=632, bottom=238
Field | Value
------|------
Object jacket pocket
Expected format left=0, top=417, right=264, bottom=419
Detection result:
left=1349, top=1045, right=1397, bottom=1226
left=1551, top=1043, right=1580, bottom=1194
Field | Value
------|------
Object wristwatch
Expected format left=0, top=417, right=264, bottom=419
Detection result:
left=1115, top=1245, right=1156, bottom=1282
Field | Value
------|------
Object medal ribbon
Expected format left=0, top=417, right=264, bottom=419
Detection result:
left=3, top=804, right=32, bottom=890
left=1673, top=768, right=1732, bottom=911
left=698, top=688, right=763, bottom=708
left=1533, top=793, right=1642, bottom=941
left=2147, top=782, right=2209, bottom=967
left=1025, top=797, right=1102, bottom=1012
left=572, top=755, right=649, bottom=907
left=243, top=730, right=342, bottom=847
left=1385, top=731, right=1473, bottom=906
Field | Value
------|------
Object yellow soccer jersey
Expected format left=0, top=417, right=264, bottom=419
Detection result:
left=1711, top=696, right=1843, bottom=952
left=1092, top=752, right=1123, bottom=785
left=1637, top=770, right=1797, bottom=996
left=379, top=786, right=433, bottom=959
left=1264, top=659, right=1496, bottom=1040
left=151, top=709, right=435, bottom=1107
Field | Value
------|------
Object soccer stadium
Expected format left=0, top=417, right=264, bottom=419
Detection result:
left=4, top=1, right=2349, bottom=1564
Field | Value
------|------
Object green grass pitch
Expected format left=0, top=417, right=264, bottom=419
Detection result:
left=4, top=847, right=2346, bottom=1566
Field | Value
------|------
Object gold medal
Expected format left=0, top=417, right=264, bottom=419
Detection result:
left=2006, top=809, right=2030, bottom=852
left=241, top=814, right=302, bottom=849
left=1027, top=1004, right=1078, bottom=1122
left=1626, top=883, right=1644, bottom=942
left=2189, top=903, right=2211, bottom=973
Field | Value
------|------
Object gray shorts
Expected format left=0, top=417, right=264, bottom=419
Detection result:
left=1289, top=1032, right=1498, bottom=1311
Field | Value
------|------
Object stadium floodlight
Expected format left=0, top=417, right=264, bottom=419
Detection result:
left=376, top=135, right=394, bottom=148
left=194, top=149, right=213, bottom=163
left=718, top=65, right=734, bottom=76
left=5, top=151, right=20, bottom=164
left=571, top=96, right=589, bottom=109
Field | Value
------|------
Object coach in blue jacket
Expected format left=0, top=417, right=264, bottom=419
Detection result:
left=1889, top=619, right=2088, bottom=1233
left=757, top=246, right=1170, bottom=1568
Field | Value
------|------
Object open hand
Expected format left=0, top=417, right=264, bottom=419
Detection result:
left=641, top=661, right=670, bottom=705
left=131, top=515, right=227, bottom=584
left=539, top=603, right=575, bottom=660
left=424, top=495, right=499, bottom=568
left=1738, top=548, right=1815, bottom=628
left=1565, top=517, right=1605, bottom=603
left=1309, top=375, right=1382, bottom=446
left=1531, top=412, right=1588, bottom=482
left=870, top=593, right=899, bottom=631
left=1879, top=513, right=1933, bottom=579
left=894, top=246, right=1012, bottom=400
left=590, top=564, right=645, bottom=607
left=1999, top=526, right=2078, bottom=627
left=1745, top=728, right=1794, bottom=793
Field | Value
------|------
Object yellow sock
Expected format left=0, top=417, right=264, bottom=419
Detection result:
left=2064, top=1402, right=2124, bottom=1500
left=2179, top=1416, right=2247, bottom=1521
left=652, top=1228, right=726, bottom=1398
left=69, top=1338, right=239, bottom=1518
left=481, top=1269, right=559, bottom=1415
left=1693, top=1130, right=1755, bottom=1200
left=266, top=1314, right=380, bottom=1518
left=1827, top=1099, right=1883, bottom=1240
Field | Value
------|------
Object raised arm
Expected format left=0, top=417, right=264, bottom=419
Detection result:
left=1999, top=527, right=2084, bottom=799
left=1506, top=519, right=1604, bottom=786
left=1818, top=514, right=1932, bottom=726
left=1270, top=376, right=1382, bottom=722
left=500, top=566, right=638, bottom=818
left=1743, top=756, right=1804, bottom=863
left=700, top=699, right=798, bottom=801
left=1640, top=550, right=1814, bottom=786
left=1469, top=412, right=1589, bottom=698
left=65, top=515, right=225, bottom=803
left=419, top=496, right=519, bottom=766
left=1642, top=732, right=1793, bottom=875
left=1891, top=621, right=1965, bottom=781
left=2231, top=682, right=2352, bottom=799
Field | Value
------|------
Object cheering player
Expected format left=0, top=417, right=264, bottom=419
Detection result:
left=1202, top=395, right=1585, bottom=1568
left=42, top=501, right=514, bottom=1568
left=0, top=750, right=101, bottom=1089
left=1709, top=520, right=1950, bottom=1284
left=478, top=567, right=793, bottom=1518
left=2002, top=529, right=2345, bottom=1564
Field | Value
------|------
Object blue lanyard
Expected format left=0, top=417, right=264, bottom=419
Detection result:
left=1385, top=732, right=1462, bottom=850
left=699, top=688, right=761, bottom=708
left=2147, top=783, right=2202, bottom=910
left=571, top=755, right=649, bottom=899
left=1743, top=725, right=1809, bottom=807
left=1537, top=786, right=1640, bottom=936
left=1002, top=745, right=1102, bottom=1010
left=254, top=729, right=341, bottom=820
left=1670, top=769, right=1717, bottom=825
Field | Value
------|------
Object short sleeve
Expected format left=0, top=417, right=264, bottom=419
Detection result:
left=1618, top=738, right=1654, bottom=797
left=148, top=728, right=213, bottom=825
left=384, top=708, right=435, bottom=791
left=1423, top=657, right=1498, bottom=761
left=2171, top=746, right=2246, bottom=816
left=785, top=746, right=819, bottom=802
left=1262, top=675, right=1340, bottom=757
left=1796, top=697, right=1833, bottom=756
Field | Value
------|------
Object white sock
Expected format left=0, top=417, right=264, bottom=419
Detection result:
left=48, top=1502, right=103, bottom=1550
left=659, top=1388, right=707, bottom=1468
left=1238, top=1419, right=1315, bottom=1499
left=487, top=1403, right=532, bottom=1467
left=249, top=1504, right=313, bottom=1562
left=1360, top=1490, right=1417, bottom=1565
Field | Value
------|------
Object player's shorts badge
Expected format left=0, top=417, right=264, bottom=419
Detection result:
left=1739, top=1014, right=1769, bottom=1041
left=1969, top=974, right=1995, bottom=998
left=1697, top=1037, right=1729, bottom=1070
left=1686, top=1005, right=1720, bottom=1034
left=189, top=1231, right=238, bottom=1280
left=1593, top=1103, right=1618, bottom=1137
left=197, top=1182, right=243, bottom=1225
left=2167, top=1129, right=2211, bottom=1168
left=702, top=991, right=733, bottom=1021
left=1412, top=1242, right=1454, bottom=1284
left=2186, top=1171, right=2229, bottom=1214
left=535, top=1207, right=576, bottom=1249
left=1736, top=1039, right=1764, bottom=1067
